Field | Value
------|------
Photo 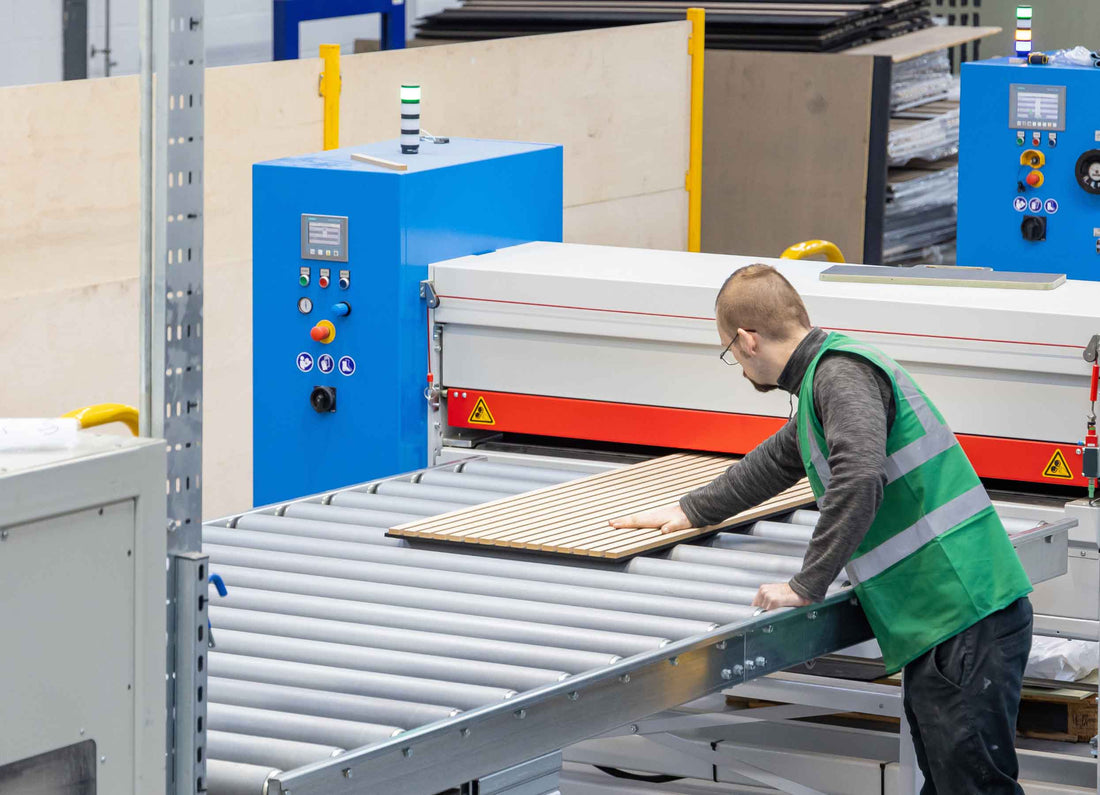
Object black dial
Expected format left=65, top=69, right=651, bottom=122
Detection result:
left=1075, top=149, right=1100, bottom=194
left=310, top=386, right=337, bottom=413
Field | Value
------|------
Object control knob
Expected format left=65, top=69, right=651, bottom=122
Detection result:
left=1076, top=150, right=1100, bottom=194
left=1021, top=215, right=1047, bottom=242
left=310, top=386, right=337, bottom=413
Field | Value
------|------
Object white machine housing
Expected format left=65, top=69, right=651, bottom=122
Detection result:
left=428, top=242, right=1100, bottom=638
left=0, top=435, right=166, bottom=794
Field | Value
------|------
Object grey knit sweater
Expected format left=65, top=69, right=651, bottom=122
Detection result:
left=680, top=328, right=896, bottom=602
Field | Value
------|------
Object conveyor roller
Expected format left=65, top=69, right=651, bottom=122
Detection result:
left=202, top=456, right=1065, bottom=794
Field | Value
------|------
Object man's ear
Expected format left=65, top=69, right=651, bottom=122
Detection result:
left=735, top=328, right=757, bottom=357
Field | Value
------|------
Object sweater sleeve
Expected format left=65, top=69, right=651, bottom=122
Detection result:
left=679, top=420, right=806, bottom=528
left=788, top=354, right=890, bottom=603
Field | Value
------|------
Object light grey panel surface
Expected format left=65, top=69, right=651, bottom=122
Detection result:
left=0, top=500, right=137, bottom=778
left=821, top=264, right=1066, bottom=288
left=438, top=324, right=1086, bottom=445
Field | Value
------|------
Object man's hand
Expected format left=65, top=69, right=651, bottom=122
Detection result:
left=753, top=583, right=811, bottom=611
left=608, top=503, right=693, bottom=535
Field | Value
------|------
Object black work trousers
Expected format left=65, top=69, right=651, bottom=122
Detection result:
left=902, top=597, right=1033, bottom=795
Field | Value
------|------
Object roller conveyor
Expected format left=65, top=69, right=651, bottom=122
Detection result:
left=202, top=457, right=1069, bottom=795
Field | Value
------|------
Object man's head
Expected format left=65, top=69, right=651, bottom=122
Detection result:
left=715, top=264, right=812, bottom=392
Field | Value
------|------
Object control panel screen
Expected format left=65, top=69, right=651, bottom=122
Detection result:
left=301, top=214, right=349, bottom=262
left=308, top=220, right=341, bottom=246
left=1009, top=84, right=1066, bottom=131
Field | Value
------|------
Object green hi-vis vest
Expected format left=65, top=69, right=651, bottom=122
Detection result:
left=797, top=333, right=1032, bottom=674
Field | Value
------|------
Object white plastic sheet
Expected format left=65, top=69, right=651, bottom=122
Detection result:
left=1026, top=636, right=1099, bottom=682
left=0, top=418, right=80, bottom=452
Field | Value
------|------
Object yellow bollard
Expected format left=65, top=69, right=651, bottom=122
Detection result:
left=319, top=44, right=341, bottom=150
left=686, top=8, right=706, bottom=253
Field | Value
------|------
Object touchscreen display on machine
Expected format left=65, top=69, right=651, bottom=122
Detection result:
left=300, top=213, right=349, bottom=262
left=1009, top=83, right=1066, bottom=130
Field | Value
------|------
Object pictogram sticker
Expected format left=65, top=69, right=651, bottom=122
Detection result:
left=1042, top=449, right=1074, bottom=480
left=467, top=396, right=496, bottom=425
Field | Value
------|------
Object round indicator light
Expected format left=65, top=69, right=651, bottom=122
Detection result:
left=297, top=297, right=313, bottom=314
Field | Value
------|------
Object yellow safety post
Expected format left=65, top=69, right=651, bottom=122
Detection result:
left=686, top=8, right=706, bottom=253
left=780, top=239, right=846, bottom=263
left=61, top=403, right=140, bottom=436
left=319, top=44, right=342, bottom=150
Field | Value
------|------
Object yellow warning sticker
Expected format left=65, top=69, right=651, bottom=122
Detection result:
left=1042, top=449, right=1074, bottom=480
left=467, top=396, right=496, bottom=426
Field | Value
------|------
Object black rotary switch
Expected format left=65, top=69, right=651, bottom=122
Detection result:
left=1021, top=215, right=1047, bottom=242
left=1075, top=150, right=1100, bottom=194
left=310, top=386, right=337, bottom=413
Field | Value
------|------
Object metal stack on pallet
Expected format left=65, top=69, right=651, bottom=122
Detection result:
left=884, top=47, right=962, bottom=264
left=417, top=0, right=932, bottom=51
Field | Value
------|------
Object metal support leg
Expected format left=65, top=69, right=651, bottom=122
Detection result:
left=381, top=2, right=406, bottom=51
left=62, top=0, right=88, bottom=80
left=647, top=734, right=826, bottom=795
left=272, top=0, right=299, bottom=60
left=899, top=676, right=924, bottom=795
left=274, top=0, right=407, bottom=60
left=173, top=553, right=210, bottom=795
left=464, top=752, right=562, bottom=795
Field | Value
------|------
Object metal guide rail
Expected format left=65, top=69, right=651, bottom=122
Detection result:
left=200, top=457, right=1067, bottom=795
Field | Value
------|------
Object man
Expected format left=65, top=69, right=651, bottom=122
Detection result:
left=610, top=264, right=1034, bottom=794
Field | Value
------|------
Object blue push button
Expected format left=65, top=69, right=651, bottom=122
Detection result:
left=332, top=302, right=351, bottom=317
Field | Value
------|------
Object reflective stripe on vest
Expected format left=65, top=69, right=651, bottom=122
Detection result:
left=845, top=483, right=992, bottom=585
left=806, top=347, right=954, bottom=492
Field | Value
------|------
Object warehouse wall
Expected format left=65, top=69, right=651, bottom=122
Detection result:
left=0, top=0, right=458, bottom=87
left=0, top=23, right=691, bottom=519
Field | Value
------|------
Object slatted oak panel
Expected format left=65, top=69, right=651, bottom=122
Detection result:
left=389, top=454, right=816, bottom=560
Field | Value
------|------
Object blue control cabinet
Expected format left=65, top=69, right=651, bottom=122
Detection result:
left=253, top=138, right=563, bottom=505
left=958, top=58, right=1100, bottom=280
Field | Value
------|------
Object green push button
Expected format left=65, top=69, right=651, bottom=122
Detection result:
left=299, top=274, right=310, bottom=287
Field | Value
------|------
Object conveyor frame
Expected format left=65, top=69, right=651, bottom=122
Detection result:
left=269, top=590, right=872, bottom=795
left=206, top=452, right=1072, bottom=795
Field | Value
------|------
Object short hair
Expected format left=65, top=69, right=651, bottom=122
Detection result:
left=715, top=264, right=811, bottom=340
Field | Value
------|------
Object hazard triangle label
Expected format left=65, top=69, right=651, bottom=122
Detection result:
left=1042, top=449, right=1074, bottom=480
left=467, top=396, right=496, bottom=426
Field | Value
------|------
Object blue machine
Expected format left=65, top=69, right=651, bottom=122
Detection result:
left=958, top=58, right=1100, bottom=280
left=273, top=0, right=405, bottom=59
left=252, top=138, right=563, bottom=505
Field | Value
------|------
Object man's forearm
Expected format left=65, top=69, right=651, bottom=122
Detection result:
left=680, top=421, right=805, bottom=527
left=788, top=470, right=883, bottom=601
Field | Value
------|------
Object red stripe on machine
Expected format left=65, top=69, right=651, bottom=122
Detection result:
left=445, top=389, right=1088, bottom=488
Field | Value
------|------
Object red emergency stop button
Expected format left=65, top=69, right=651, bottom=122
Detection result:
left=310, top=320, right=336, bottom=344
left=1026, top=171, right=1041, bottom=187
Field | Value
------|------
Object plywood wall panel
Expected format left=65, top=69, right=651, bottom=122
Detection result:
left=701, top=49, right=875, bottom=262
left=0, top=23, right=691, bottom=519
left=1, top=23, right=690, bottom=292
left=565, top=189, right=688, bottom=251
left=0, top=76, right=140, bottom=291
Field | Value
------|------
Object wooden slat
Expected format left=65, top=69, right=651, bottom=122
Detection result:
left=389, top=454, right=816, bottom=560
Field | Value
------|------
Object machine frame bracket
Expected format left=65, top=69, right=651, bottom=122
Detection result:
left=420, top=279, right=440, bottom=308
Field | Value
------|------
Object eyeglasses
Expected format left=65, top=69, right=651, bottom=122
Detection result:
left=718, top=329, right=754, bottom=367
left=719, top=339, right=741, bottom=367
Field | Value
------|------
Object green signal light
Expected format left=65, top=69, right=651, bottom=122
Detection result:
left=1016, top=5, right=1033, bottom=19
